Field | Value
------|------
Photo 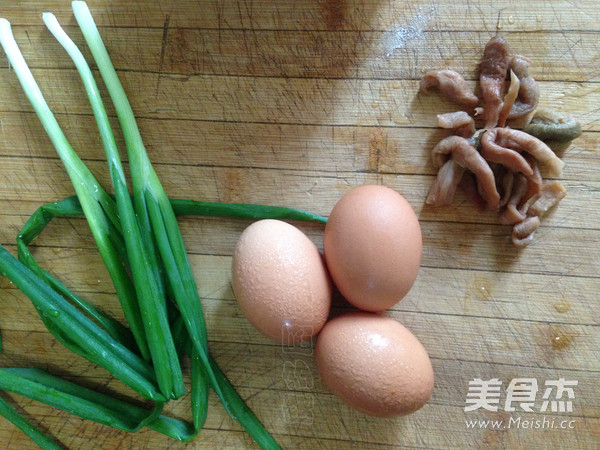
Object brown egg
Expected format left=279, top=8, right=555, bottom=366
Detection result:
left=315, top=312, right=434, bottom=417
left=324, top=185, right=422, bottom=311
left=231, top=219, right=332, bottom=344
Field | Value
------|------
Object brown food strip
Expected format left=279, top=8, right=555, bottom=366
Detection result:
left=480, top=37, right=510, bottom=128
left=496, top=128, right=565, bottom=176
left=420, top=70, right=479, bottom=110
left=498, top=70, right=520, bottom=127
left=459, top=171, right=487, bottom=211
left=512, top=216, right=541, bottom=247
left=508, top=55, right=540, bottom=119
left=481, top=128, right=565, bottom=176
left=499, top=173, right=528, bottom=225
left=527, top=181, right=567, bottom=217
left=437, top=111, right=476, bottom=138
left=431, top=135, right=462, bottom=169
left=426, top=159, right=465, bottom=206
left=521, top=154, right=543, bottom=207
left=431, top=136, right=499, bottom=210
left=480, top=128, right=533, bottom=175
left=499, top=169, right=514, bottom=208
left=518, top=193, right=540, bottom=216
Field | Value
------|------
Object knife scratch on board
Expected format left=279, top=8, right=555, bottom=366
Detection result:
left=156, top=13, right=171, bottom=95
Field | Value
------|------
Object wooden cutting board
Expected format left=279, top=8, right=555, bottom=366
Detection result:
left=0, top=1, right=598, bottom=448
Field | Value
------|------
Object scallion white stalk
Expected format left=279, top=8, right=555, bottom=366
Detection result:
left=0, top=17, right=150, bottom=361
left=43, top=11, right=185, bottom=400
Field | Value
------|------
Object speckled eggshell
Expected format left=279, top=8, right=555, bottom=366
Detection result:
left=324, top=185, right=422, bottom=312
left=315, top=312, right=434, bottom=417
left=232, top=219, right=332, bottom=344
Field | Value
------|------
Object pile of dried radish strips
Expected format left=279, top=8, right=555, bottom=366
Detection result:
left=421, top=36, right=581, bottom=246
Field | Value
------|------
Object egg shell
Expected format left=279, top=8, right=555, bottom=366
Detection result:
left=231, top=219, right=332, bottom=344
left=315, top=312, right=434, bottom=417
left=324, top=185, right=422, bottom=311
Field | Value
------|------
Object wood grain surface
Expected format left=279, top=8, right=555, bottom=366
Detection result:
left=0, top=1, right=598, bottom=448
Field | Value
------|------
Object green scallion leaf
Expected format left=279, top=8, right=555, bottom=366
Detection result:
left=0, top=394, right=62, bottom=450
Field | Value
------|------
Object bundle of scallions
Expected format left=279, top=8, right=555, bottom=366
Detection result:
left=0, top=2, right=326, bottom=448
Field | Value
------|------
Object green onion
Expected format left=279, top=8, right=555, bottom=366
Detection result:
left=0, top=17, right=150, bottom=362
left=16, top=197, right=137, bottom=351
left=1, top=189, right=322, bottom=449
left=0, top=365, right=202, bottom=441
left=171, top=315, right=209, bottom=431
left=43, top=11, right=184, bottom=401
left=0, top=395, right=61, bottom=450
left=14, top=193, right=324, bottom=448
left=0, top=368, right=202, bottom=441
left=71, top=0, right=231, bottom=412
left=3, top=193, right=320, bottom=448
left=171, top=315, right=281, bottom=449
left=0, top=368, right=163, bottom=433
left=0, top=244, right=163, bottom=402
left=166, top=199, right=327, bottom=223
left=0, top=368, right=198, bottom=442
